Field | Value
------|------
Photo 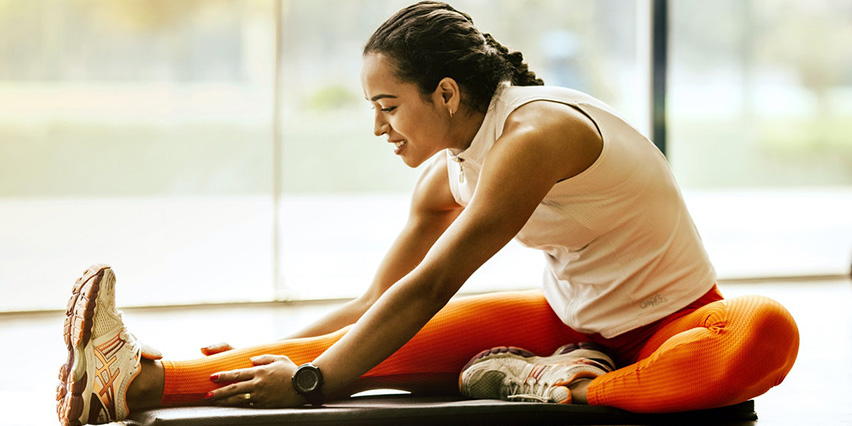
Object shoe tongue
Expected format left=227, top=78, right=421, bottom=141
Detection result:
left=549, top=385, right=571, bottom=404
left=140, top=343, right=163, bottom=360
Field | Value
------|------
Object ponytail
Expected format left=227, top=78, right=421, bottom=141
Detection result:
left=364, top=1, right=543, bottom=112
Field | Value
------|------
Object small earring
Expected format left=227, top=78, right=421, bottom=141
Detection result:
left=449, top=109, right=455, bottom=119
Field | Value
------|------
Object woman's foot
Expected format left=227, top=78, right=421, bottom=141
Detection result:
left=458, top=342, right=615, bottom=404
left=56, top=265, right=161, bottom=426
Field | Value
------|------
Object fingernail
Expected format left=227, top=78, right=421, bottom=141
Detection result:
left=204, top=392, right=214, bottom=399
left=209, top=374, right=219, bottom=381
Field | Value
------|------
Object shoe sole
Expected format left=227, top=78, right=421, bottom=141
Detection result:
left=56, top=264, right=111, bottom=426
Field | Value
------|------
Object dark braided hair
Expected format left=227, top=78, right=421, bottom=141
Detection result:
left=364, top=1, right=543, bottom=113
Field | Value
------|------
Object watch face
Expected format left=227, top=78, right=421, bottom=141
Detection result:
left=295, top=368, right=320, bottom=392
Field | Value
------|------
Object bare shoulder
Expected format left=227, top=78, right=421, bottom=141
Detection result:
left=497, top=100, right=603, bottom=182
left=411, top=154, right=461, bottom=215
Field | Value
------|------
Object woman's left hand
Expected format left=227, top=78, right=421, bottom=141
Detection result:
left=206, top=355, right=306, bottom=408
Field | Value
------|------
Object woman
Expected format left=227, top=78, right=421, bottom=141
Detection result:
left=56, top=2, right=799, bottom=425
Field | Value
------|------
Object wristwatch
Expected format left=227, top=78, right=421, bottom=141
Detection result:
left=292, top=363, right=325, bottom=407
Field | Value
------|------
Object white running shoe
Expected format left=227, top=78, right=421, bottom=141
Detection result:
left=56, top=265, right=161, bottom=426
left=459, top=343, right=616, bottom=404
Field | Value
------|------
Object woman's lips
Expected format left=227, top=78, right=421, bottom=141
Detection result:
left=390, top=140, right=406, bottom=155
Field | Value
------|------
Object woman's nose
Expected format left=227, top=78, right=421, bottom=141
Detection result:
left=373, top=112, right=389, bottom=136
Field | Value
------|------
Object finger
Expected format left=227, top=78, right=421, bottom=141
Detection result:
left=250, top=354, right=290, bottom=366
left=208, top=388, right=254, bottom=407
left=205, top=380, right=251, bottom=401
left=220, top=393, right=252, bottom=407
left=201, top=342, right=234, bottom=356
left=210, top=367, right=256, bottom=383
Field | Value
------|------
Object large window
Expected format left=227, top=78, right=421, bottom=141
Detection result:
left=669, top=0, right=852, bottom=278
left=3, top=1, right=847, bottom=312
left=0, top=0, right=643, bottom=311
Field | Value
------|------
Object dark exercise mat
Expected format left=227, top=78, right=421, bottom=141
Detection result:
left=126, top=395, right=757, bottom=426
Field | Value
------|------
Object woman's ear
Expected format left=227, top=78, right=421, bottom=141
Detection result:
left=434, top=77, right=461, bottom=116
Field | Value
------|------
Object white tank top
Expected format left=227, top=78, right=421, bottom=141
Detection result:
left=445, top=85, right=716, bottom=338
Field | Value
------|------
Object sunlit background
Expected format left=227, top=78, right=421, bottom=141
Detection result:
left=1, top=0, right=850, bottom=312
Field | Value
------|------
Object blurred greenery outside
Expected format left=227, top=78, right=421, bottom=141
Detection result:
left=0, top=0, right=850, bottom=311
left=0, top=0, right=850, bottom=198
left=2, top=113, right=850, bottom=197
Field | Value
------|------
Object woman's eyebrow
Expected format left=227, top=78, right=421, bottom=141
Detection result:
left=368, top=94, right=398, bottom=102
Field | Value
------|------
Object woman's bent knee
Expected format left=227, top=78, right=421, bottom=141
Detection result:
left=726, top=296, right=799, bottom=393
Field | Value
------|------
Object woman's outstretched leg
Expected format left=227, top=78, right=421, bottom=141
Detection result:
left=57, top=264, right=589, bottom=426
left=586, top=295, right=800, bottom=412
left=157, top=289, right=587, bottom=405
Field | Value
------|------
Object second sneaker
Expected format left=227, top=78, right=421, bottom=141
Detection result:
left=459, top=342, right=616, bottom=404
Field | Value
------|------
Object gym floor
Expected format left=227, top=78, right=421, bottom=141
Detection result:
left=2, top=278, right=849, bottom=426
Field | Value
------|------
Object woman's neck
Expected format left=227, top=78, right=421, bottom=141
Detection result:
left=451, top=106, right=486, bottom=153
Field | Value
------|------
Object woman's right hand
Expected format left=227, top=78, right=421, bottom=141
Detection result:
left=201, top=342, right=234, bottom=356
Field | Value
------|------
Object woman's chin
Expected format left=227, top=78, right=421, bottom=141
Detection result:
left=398, top=147, right=440, bottom=168
left=400, top=156, right=420, bottom=168
left=398, top=152, right=423, bottom=168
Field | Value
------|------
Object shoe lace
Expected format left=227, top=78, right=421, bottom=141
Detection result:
left=119, top=327, right=142, bottom=352
left=504, top=377, right=557, bottom=403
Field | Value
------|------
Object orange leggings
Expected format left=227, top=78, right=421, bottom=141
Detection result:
left=161, top=286, right=799, bottom=413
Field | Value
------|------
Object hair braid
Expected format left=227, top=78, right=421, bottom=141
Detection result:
left=482, top=33, right=544, bottom=87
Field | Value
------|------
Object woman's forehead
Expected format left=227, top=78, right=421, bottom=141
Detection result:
left=361, top=53, right=415, bottom=100
left=361, top=54, right=395, bottom=88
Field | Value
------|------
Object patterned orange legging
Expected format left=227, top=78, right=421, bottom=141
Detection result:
left=161, top=285, right=799, bottom=413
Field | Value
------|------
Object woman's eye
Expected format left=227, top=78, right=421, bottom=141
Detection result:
left=380, top=106, right=396, bottom=113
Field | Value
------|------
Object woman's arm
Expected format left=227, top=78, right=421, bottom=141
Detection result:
left=314, top=101, right=603, bottom=397
left=205, top=102, right=601, bottom=407
left=287, top=155, right=463, bottom=339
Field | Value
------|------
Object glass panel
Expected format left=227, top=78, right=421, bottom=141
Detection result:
left=276, top=0, right=642, bottom=299
left=0, top=0, right=276, bottom=310
left=0, top=0, right=647, bottom=309
left=670, top=0, right=852, bottom=278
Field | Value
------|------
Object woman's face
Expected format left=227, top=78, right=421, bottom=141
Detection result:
left=361, top=53, right=455, bottom=168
